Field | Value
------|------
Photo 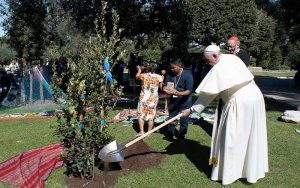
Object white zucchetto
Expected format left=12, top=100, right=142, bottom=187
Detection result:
left=204, top=45, right=221, bottom=53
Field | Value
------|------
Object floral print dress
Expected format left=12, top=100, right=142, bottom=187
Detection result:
left=137, top=73, right=163, bottom=121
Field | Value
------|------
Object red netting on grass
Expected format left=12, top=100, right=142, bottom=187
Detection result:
left=0, top=143, right=63, bottom=188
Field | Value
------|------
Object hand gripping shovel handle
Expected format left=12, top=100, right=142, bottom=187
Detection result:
left=124, top=113, right=183, bottom=149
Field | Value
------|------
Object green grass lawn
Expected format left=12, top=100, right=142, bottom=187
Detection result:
left=252, top=70, right=296, bottom=78
left=0, top=118, right=65, bottom=188
left=0, top=104, right=60, bottom=115
left=0, top=101, right=299, bottom=188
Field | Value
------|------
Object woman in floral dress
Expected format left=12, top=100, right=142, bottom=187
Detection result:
left=135, top=65, right=164, bottom=137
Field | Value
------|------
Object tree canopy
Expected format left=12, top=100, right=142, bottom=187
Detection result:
left=4, top=0, right=47, bottom=60
left=1, top=0, right=299, bottom=69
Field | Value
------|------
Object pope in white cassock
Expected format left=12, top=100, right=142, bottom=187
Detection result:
left=182, top=45, right=268, bottom=185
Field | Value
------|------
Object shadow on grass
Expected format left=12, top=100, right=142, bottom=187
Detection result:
left=114, top=100, right=138, bottom=111
left=192, top=119, right=213, bottom=137
left=130, top=116, right=213, bottom=178
left=131, top=120, right=140, bottom=133
left=131, top=119, right=170, bottom=135
left=113, top=92, right=139, bottom=111
left=238, top=178, right=253, bottom=185
left=265, top=99, right=289, bottom=112
left=130, top=117, right=212, bottom=177
left=165, top=139, right=211, bottom=178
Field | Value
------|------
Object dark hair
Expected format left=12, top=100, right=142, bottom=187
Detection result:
left=170, top=58, right=183, bottom=67
left=143, top=65, right=154, bottom=73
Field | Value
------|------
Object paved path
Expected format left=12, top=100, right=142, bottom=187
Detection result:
left=257, top=76, right=300, bottom=110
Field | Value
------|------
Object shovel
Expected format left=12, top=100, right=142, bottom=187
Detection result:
left=98, top=113, right=183, bottom=162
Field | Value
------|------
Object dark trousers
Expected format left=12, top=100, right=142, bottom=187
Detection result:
left=167, top=99, right=192, bottom=138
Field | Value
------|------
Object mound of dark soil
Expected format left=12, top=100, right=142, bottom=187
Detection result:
left=66, top=140, right=165, bottom=188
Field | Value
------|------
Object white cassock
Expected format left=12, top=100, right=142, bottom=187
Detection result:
left=191, top=54, right=268, bottom=185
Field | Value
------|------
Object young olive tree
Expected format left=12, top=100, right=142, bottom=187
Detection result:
left=52, top=2, right=123, bottom=179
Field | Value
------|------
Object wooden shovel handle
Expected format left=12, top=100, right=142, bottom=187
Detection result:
left=124, top=113, right=183, bottom=148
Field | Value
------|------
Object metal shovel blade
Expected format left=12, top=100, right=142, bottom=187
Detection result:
left=98, top=140, right=124, bottom=162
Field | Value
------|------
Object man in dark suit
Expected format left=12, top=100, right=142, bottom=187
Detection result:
left=227, top=35, right=250, bottom=67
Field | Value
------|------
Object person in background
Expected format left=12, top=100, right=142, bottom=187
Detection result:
left=182, top=45, right=268, bottom=185
left=135, top=65, right=164, bottom=137
left=0, top=61, right=9, bottom=102
left=18, top=58, right=27, bottom=78
left=227, top=35, right=250, bottom=66
left=163, top=58, right=193, bottom=141
left=8, top=59, right=20, bottom=76
left=8, top=59, right=21, bottom=89
left=55, top=57, right=68, bottom=92
left=112, top=59, right=126, bottom=86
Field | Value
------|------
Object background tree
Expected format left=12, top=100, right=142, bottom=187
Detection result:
left=168, top=0, right=190, bottom=52
left=0, top=37, right=17, bottom=62
left=134, top=33, right=172, bottom=61
left=270, top=43, right=283, bottom=70
left=186, top=0, right=257, bottom=46
left=43, top=12, right=86, bottom=59
left=250, top=9, right=276, bottom=68
left=4, top=0, right=47, bottom=60
left=111, top=0, right=146, bottom=38
left=186, top=0, right=278, bottom=68
left=60, top=0, right=191, bottom=58
left=281, top=0, right=300, bottom=42
left=280, top=0, right=300, bottom=85
left=2, top=0, right=298, bottom=78
left=59, top=0, right=103, bottom=34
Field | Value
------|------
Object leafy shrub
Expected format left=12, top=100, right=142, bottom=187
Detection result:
left=52, top=2, right=123, bottom=179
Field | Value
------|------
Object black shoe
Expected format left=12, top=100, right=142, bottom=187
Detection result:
left=163, top=135, right=175, bottom=142
left=176, top=135, right=186, bottom=143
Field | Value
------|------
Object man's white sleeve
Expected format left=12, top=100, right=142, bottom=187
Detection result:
left=191, top=92, right=218, bottom=113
